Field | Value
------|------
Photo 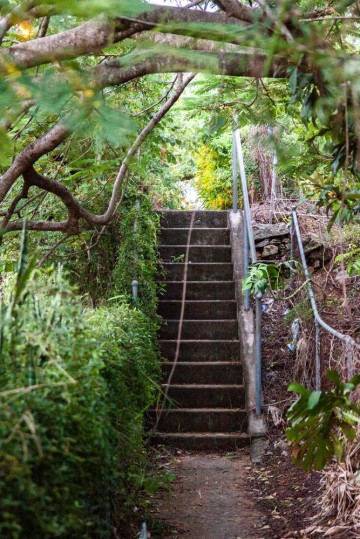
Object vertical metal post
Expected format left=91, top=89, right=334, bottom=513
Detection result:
left=232, top=130, right=238, bottom=213
left=132, top=200, right=140, bottom=303
left=132, top=279, right=138, bottom=302
left=268, top=125, right=277, bottom=224
left=315, top=320, right=321, bottom=390
left=139, top=522, right=147, bottom=539
left=290, top=208, right=296, bottom=289
left=234, top=129, right=257, bottom=263
left=243, top=219, right=250, bottom=311
left=255, top=292, right=263, bottom=415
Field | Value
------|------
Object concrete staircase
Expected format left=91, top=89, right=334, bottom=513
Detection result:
left=151, top=210, right=249, bottom=450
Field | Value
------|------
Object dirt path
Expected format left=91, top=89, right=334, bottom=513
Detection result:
left=150, top=451, right=266, bottom=538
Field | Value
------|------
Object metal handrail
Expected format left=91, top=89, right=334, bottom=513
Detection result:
left=291, top=207, right=357, bottom=388
left=232, top=123, right=263, bottom=416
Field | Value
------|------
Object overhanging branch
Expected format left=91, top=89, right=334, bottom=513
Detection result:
left=0, top=5, right=246, bottom=70
left=3, top=73, right=195, bottom=234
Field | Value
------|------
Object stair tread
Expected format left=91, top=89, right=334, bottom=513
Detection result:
left=159, top=299, right=236, bottom=303
left=162, top=262, right=232, bottom=265
left=163, top=361, right=241, bottom=364
left=161, top=383, right=243, bottom=387
left=160, top=339, right=240, bottom=342
left=150, top=408, right=245, bottom=412
left=159, top=280, right=234, bottom=283
left=159, top=244, right=231, bottom=247
left=159, top=300, right=236, bottom=305
left=153, top=432, right=248, bottom=438
left=162, top=319, right=238, bottom=322
left=162, top=227, right=228, bottom=230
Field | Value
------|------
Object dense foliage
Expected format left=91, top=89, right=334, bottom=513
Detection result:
left=1, top=0, right=360, bottom=236
left=0, top=0, right=360, bottom=528
left=287, top=371, right=360, bottom=471
left=0, top=226, right=160, bottom=537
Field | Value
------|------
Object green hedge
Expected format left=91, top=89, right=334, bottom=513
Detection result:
left=0, top=264, right=160, bottom=538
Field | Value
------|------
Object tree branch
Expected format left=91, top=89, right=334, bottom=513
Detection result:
left=88, top=72, right=196, bottom=225
left=0, top=41, right=288, bottom=211
left=213, top=0, right=260, bottom=23
left=0, top=180, right=31, bottom=236
left=3, top=73, right=195, bottom=234
left=0, top=6, right=246, bottom=70
left=0, top=123, right=69, bottom=204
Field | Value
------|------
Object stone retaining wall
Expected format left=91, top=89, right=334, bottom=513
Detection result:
left=253, top=222, right=330, bottom=268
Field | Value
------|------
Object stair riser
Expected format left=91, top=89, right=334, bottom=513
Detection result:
left=159, top=211, right=228, bottom=229
left=159, top=246, right=232, bottom=263
left=159, top=228, right=230, bottom=246
left=161, top=263, right=233, bottom=282
left=159, top=301, right=237, bottom=320
left=160, top=321, right=238, bottom=340
left=165, top=386, right=245, bottom=408
left=159, top=281, right=235, bottom=300
left=162, top=362, right=242, bottom=384
left=149, top=410, right=247, bottom=433
left=160, top=340, right=241, bottom=361
left=154, top=211, right=249, bottom=441
left=152, top=434, right=249, bottom=451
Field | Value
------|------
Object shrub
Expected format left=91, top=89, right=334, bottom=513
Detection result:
left=0, top=246, right=160, bottom=537
left=110, top=193, right=161, bottom=317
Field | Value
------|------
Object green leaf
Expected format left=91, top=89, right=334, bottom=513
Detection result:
left=350, top=374, right=360, bottom=386
left=288, top=382, right=310, bottom=396
left=326, top=370, right=342, bottom=386
left=307, top=391, right=322, bottom=410
left=339, top=421, right=357, bottom=441
left=343, top=412, right=360, bottom=424
left=93, top=105, right=136, bottom=151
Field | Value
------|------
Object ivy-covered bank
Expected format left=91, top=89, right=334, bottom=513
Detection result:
left=0, top=196, right=161, bottom=538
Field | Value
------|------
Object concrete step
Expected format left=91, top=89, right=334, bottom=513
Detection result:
left=159, top=245, right=232, bottom=263
left=161, top=263, right=233, bottom=282
left=162, top=361, right=242, bottom=384
left=149, top=408, right=247, bottom=433
left=164, top=384, right=245, bottom=408
left=160, top=340, right=241, bottom=361
left=160, top=320, right=238, bottom=340
left=159, top=228, right=230, bottom=246
left=152, top=431, right=249, bottom=450
left=159, top=281, right=235, bottom=300
left=159, top=210, right=228, bottom=229
left=158, top=300, right=237, bottom=320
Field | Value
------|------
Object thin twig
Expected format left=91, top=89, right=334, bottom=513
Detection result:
left=39, top=233, right=71, bottom=265
left=131, top=75, right=178, bottom=117
left=300, top=15, right=360, bottom=22
left=185, top=0, right=207, bottom=8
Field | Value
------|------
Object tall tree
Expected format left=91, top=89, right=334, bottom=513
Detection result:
left=0, top=0, right=359, bottom=235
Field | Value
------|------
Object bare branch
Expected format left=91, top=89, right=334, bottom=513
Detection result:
left=185, top=0, right=207, bottom=7
left=213, top=0, right=259, bottom=23
left=94, top=47, right=284, bottom=90
left=131, top=75, right=178, bottom=116
left=0, top=6, right=246, bottom=70
left=3, top=74, right=195, bottom=234
left=39, top=233, right=71, bottom=266
left=0, top=180, right=31, bottom=236
left=0, top=123, right=69, bottom=204
left=6, top=220, right=70, bottom=232
left=89, top=72, right=196, bottom=225
left=37, top=16, right=50, bottom=39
